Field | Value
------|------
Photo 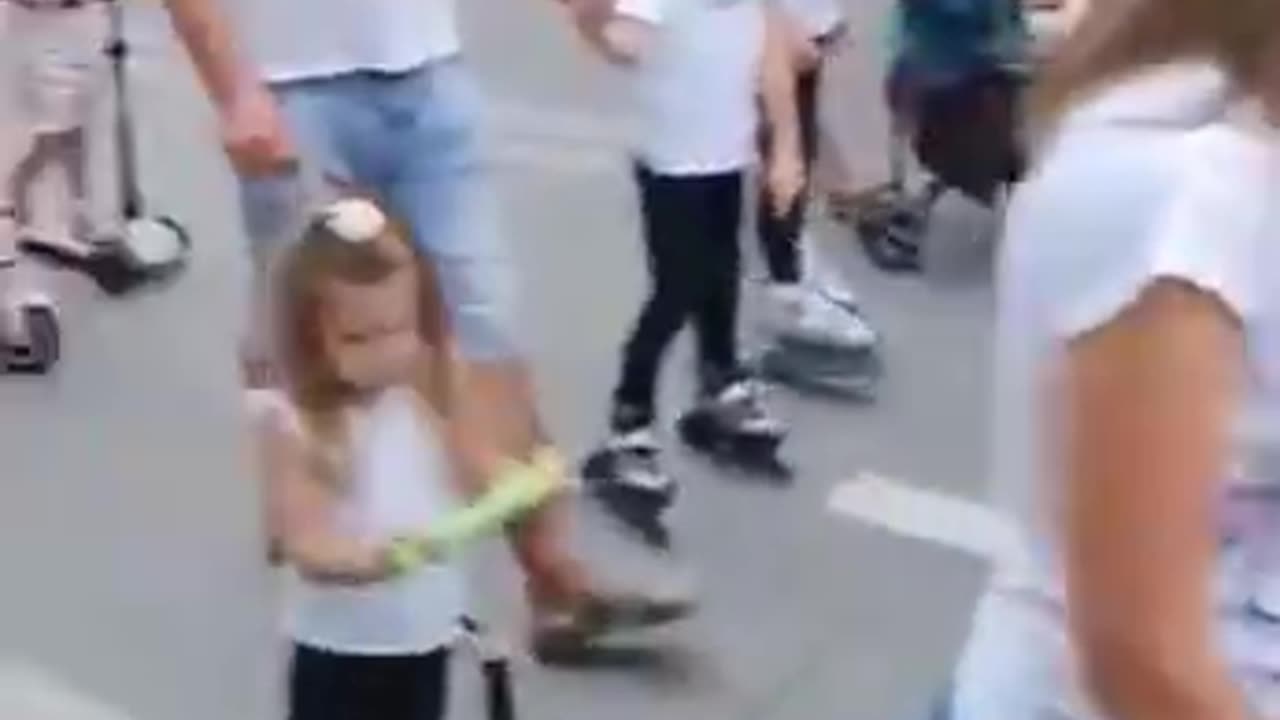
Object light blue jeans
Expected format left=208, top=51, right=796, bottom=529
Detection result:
left=238, top=56, right=521, bottom=361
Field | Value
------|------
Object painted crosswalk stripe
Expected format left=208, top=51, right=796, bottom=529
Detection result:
left=827, top=472, right=1016, bottom=559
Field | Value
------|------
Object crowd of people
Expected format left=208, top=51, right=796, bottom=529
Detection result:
left=8, top=0, right=1280, bottom=719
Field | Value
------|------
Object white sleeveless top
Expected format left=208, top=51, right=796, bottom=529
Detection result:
left=261, top=387, right=467, bottom=656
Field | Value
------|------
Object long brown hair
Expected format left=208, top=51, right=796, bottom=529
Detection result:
left=273, top=192, right=449, bottom=480
left=1031, top=0, right=1280, bottom=129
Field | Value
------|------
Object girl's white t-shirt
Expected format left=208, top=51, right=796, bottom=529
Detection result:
left=266, top=387, right=467, bottom=656
left=226, top=0, right=460, bottom=84
left=616, top=0, right=765, bottom=176
left=951, top=62, right=1280, bottom=719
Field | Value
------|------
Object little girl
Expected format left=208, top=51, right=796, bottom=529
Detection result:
left=254, top=196, right=504, bottom=719
left=4, top=0, right=108, bottom=246
left=254, top=195, right=691, bottom=717
left=759, top=0, right=880, bottom=359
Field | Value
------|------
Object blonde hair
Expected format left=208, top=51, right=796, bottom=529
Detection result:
left=273, top=192, right=449, bottom=486
left=1031, top=0, right=1280, bottom=128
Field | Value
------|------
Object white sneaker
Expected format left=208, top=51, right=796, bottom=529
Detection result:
left=766, top=282, right=877, bottom=350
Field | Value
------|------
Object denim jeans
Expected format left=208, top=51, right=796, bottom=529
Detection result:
left=237, top=56, right=520, bottom=361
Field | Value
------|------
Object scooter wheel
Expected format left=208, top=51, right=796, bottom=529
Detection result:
left=5, top=305, right=60, bottom=374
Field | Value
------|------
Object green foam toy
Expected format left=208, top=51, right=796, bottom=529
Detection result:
left=387, top=536, right=431, bottom=577
left=424, top=454, right=563, bottom=557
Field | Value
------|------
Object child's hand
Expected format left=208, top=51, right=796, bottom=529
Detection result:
left=384, top=534, right=435, bottom=577
left=767, top=149, right=805, bottom=220
left=531, top=445, right=572, bottom=491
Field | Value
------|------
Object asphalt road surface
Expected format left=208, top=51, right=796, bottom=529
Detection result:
left=0, top=1, right=1006, bottom=718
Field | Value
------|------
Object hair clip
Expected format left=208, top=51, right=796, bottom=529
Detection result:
left=320, top=198, right=387, bottom=243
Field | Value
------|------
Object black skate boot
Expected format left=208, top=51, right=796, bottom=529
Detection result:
left=582, top=426, right=677, bottom=550
left=677, top=376, right=792, bottom=482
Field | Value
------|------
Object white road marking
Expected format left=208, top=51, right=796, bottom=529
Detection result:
left=0, top=659, right=136, bottom=720
left=827, top=472, right=1017, bottom=560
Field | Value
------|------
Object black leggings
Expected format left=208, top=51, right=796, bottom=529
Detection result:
left=613, top=165, right=744, bottom=429
left=756, top=60, right=823, bottom=284
left=289, top=644, right=450, bottom=720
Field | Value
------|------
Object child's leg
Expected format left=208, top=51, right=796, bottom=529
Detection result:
left=755, top=61, right=823, bottom=284
left=8, top=133, right=60, bottom=230
left=287, top=645, right=363, bottom=720
left=52, top=127, right=93, bottom=240
left=401, top=650, right=451, bottom=720
left=694, top=170, right=746, bottom=393
left=611, top=165, right=706, bottom=430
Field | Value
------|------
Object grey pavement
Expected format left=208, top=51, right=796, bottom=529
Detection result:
left=0, top=1, right=1000, bottom=719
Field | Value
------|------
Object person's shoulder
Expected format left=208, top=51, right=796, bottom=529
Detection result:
left=1164, top=118, right=1273, bottom=247
left=1005, top=114, right=1273, bottom=336
left=1180, top=117, right=1274, bottom=187
left=246, top=388, right=309, bottom=446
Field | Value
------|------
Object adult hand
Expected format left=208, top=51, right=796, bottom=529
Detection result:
left=218, top=78, right=297, bottom=177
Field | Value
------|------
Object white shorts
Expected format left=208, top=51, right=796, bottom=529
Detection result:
left=10, top=4, right=108, bottom=135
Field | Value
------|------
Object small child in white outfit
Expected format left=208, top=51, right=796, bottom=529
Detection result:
left=3, top=0, right=109, bottom=247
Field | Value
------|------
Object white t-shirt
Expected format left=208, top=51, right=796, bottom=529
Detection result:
left=951, top=62, right=1280, bottom=719
left=779, top=0, right=843, bottom=38
left=616, top=0, right=765, bottom=176
left=263, top=387, right=467, bottom=656
left=225, top=0, right=460, bottom=84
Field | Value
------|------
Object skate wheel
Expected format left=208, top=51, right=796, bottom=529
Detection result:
left=675, top=411, right=714, bottom=451
left=677, top=412, right=792, bottom=485
left=581, top=452, right=674, bottom=551
left=3, top=305, right=60, bottom=374
left=853, top=195, right=924, bottom=274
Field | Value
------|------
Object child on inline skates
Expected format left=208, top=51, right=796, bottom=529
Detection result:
left=758, top=0, right=879, bottom=360
left=250, top=196, right=694, bottom=698
left=572, top=0, right=805, bottom=547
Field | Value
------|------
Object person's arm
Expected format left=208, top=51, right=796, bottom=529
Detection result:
left=760, top=3, right=804, bottom=218
left=261, top=413, right=400, bottom=585
left=161, top=0, right=248, bottom=108
left=572, top=0, right=657, bottom=66
left=776, top=6, right=822, bottom=72
left=161, top=0, right=295, bottom=175
left=410, top=340, right=564, bottom=501
left=1063, top=279, right=1250, bottom=720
